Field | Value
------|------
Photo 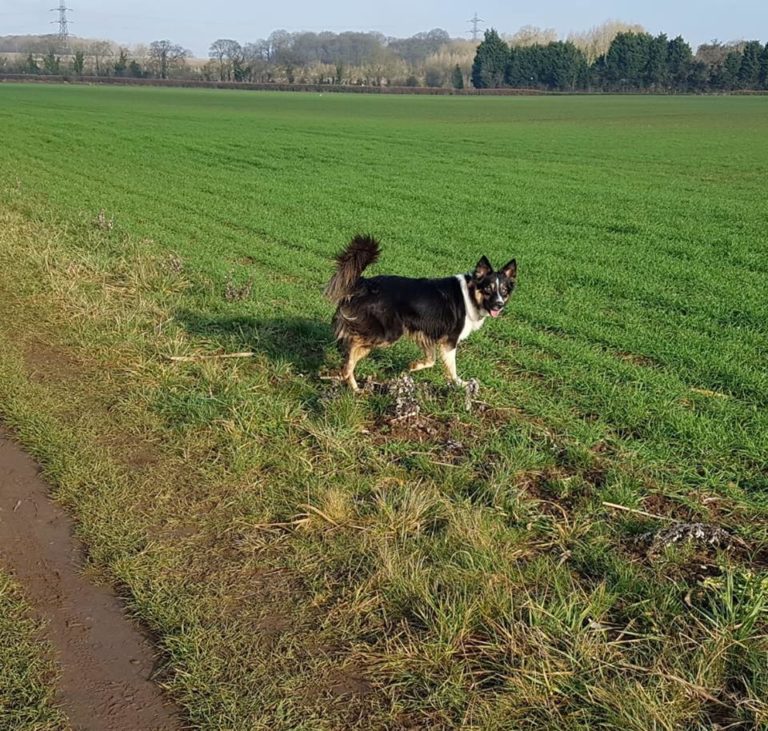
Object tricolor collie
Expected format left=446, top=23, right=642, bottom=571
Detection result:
left=325, top=235, right=517, bottom=391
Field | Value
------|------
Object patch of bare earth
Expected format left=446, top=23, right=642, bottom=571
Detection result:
left=0, top=427, right=182, bottom=731
left=350, top=376, right=474, bottom=465
left=24, top=337, right=83, bottom=386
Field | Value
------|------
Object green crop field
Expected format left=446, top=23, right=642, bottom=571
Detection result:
left=0, top=84, right=767, bottom=729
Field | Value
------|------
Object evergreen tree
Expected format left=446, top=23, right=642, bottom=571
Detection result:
left=43, top=51, right=60, bottom=74
left=471, top=29, right=509, bottom=88
left=603, top=32, right=653, bottom=89
left=113, top=49, right=129, bottom=77
left=724, top=51, right=743, bottom=88
left=539, top=42, right=588, bottom=90
left=687, top=60, right=709, bottom=92
left=709, top=51, right=742, bottom=90
left=667, top=36, right=693, bottom=90
left=760, top=43, right=768, bottom=88
left=645, top=34, right=669, bottom=89
left=506, top=45, right=542, bottom=87
left=72, top=50, right=85, bottom=76
left=233, top=59, right=249, bottom=82
left=25, top=54, right=39, bottom=74
left=451, top=64, right=464, bottom=89
left=738, top=41, right=762, bottom=88
left=590, top=54, right=608, bottom=89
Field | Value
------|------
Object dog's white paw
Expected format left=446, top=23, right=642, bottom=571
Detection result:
left=464, top=378, right=480, bottom=396
left=461, top=378, right=480, bottom=412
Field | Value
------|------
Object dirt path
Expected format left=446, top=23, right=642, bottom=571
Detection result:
left=0, top=427, right=183, bottom=731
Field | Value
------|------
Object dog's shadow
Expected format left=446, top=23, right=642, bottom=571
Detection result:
left=174, top=309, right=335, bottom=373
left=174, top=309, right=420, bottom=380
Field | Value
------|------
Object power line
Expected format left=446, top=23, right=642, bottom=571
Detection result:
left=467, top=12, right=484, bottom=42
left=49, top=3, right=73, bottom=44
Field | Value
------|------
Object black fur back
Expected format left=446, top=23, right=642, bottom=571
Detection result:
left=333, top=274, right=467, bottom=348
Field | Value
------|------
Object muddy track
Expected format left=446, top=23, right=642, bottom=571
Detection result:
left=0, top=427, right=182, bottom=731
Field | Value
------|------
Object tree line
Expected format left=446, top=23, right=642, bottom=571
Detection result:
left=472, top=29, right=768, bottom=92
left=0, top=37, right=192, bottom=80
left=2, top=23, right=767, bottom=92
left=0, top=29, right=473, bottom=86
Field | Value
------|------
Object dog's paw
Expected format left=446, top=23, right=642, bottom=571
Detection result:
left=464, top=378, right=480, bottom=397
left=462, top=378, right=480, bottom=412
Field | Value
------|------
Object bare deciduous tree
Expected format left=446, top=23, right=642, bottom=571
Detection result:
left=89, top=40, right=113, bottom=76
left=424, top=40, right=475, bottom=88
left=507, top=25, right=558, bottom=48
left=149, top=40, right=189, bottom=79
left=567, top=20, right=646, bottom=63
left=696, top=40, right=746, bottom=66
left=242, top=41, right=272, bottom=81
left=209, top=38, right=242, bottom=81
left=363, top=46, right=398, bottom=85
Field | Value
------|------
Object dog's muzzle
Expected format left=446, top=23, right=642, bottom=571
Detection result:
left=488, top=301, right=504, bottom=318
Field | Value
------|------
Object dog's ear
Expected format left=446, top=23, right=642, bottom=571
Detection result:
left=473, top=256, right=493, bottom=280
left=500, top=259, right=517, bottom=280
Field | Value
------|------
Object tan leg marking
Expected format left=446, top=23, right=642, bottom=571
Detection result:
left=439, top=343, right=464, bottom=385
left=342, top=341, right=372, bottom=392
left=409, top=343, right=436, bottom=373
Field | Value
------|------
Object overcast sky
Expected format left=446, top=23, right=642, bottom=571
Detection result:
left=3, top=0, right=766, bottom=57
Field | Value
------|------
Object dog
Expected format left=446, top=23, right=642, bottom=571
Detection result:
left=325, top=235, right=517, bottom=391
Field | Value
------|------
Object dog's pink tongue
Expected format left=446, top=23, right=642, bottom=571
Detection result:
left=490, top=309, right=502, bottom=318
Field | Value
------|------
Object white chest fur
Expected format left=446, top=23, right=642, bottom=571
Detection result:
left=456, top=275, right=486, bottom=342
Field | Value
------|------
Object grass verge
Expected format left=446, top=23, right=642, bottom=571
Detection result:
left=0, top=572, right=66, bottom=731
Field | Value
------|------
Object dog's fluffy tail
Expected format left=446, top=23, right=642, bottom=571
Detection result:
left=325, top=234, right=380, bottom=304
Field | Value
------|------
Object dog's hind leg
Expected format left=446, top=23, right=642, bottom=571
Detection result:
left=409, top=342, right=436, bottom=373
left=439, top=343, right=465, bottom=386
left=342, top=340, right=372, bottom=392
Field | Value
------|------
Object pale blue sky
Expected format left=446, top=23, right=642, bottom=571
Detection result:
left=3, top=0, right=766, bottom=57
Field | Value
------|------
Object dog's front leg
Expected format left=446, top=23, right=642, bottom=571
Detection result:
left=439, top=344, right=465, bottom=386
